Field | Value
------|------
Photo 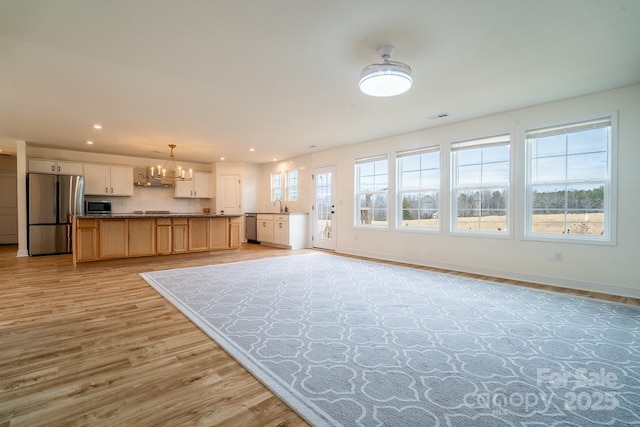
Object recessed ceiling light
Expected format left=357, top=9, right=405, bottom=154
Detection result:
left=86, top=141, right=94, bottom=145
left=93, top=124, right=102, bottom=129
left=249, top=148, right=255, bottom=152
left=272, top=158, right=278, bottom=162
left=220, top=157, right=225, bottom=161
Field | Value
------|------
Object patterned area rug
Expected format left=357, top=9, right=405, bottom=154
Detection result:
left=141, top=252, right=640, bottom=426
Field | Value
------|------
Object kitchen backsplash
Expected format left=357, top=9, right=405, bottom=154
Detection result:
left=85, top=186, right=212, bottom=214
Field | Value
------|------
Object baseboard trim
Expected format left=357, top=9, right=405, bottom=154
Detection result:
left=337, top=248, right=640, bottom=300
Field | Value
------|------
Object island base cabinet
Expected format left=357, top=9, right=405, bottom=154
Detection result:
left=129, top=218, right=156, bottom=257
left=229, top=217, right=241, bottom=248
left=73, top=219, right=98, bottom=263
left=172, top=218, right=188, bottom=253
left=72, top=215, right=243, bottom=264
left=99, top=219, right=128, bottom=259
left=188, top=218, right=210, bottom=251
left=156, top=218, right=172, bottom=255
left=210, top=217, right=229, bottom=250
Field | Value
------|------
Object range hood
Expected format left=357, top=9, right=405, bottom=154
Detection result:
left=134, top=167, right=174, bottom=187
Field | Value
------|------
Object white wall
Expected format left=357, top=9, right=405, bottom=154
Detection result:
left=307, top=84, right=640, bottom=298
left=259, top=154, right=313, bottom=214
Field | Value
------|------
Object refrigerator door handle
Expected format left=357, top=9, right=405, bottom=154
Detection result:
left=66, top=224, right=72, bottom=253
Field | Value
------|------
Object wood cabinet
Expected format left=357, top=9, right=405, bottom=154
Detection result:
left=210, top=217, right=229, bottom=250
left=188, top=218, right=210, bottom=251
left=172, top=218, right=188, bottom=253
left=229, top=216, right=241, bottom=248
left=156, top=218, right=172, bottom=255
left=128, top=218, right=156, bottom=257
left=73, top=218, right=98, bottom=262
left=84, top=164, right=134, bottom=196
left=99, top=219, right=128, bottom=259
left=174, top=172, right=211, bottom=198
left=73, top=215, right=241, bottom=264
left=29, top=159, right=83, bottom=175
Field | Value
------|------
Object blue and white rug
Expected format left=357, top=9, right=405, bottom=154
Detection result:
left=141, top=252, right=640, bottom=426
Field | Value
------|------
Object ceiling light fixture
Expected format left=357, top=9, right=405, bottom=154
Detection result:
left=359, top=44, right=412, bottom=97
left=148, top=144, right=192, bottom=181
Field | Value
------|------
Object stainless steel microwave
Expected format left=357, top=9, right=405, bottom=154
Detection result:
left=85, top=200, right=112, bottom=214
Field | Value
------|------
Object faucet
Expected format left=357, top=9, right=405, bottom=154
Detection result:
left=273, top=199, right=283, bottom=213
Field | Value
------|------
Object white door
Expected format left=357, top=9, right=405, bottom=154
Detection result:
left=313, top=166, right=335, bottom=250
left=220, top=174, right=241, bottom=215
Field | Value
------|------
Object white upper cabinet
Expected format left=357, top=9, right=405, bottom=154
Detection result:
left=29, top=159, right=83, bottom=175
left=84, top=164, right=134, bottom=196
left=174, top=172, right=211, bottom=198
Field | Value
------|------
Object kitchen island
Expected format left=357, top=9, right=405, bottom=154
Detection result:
left=72, top=213, right=242, bottom=264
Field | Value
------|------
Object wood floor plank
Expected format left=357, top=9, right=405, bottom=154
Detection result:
left=1, top=243, right=637, bottom=426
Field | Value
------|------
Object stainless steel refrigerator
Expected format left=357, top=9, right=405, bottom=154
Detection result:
left=28, top=173, right=84, bottom=255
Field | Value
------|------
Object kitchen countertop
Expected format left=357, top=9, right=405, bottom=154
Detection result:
left=77, top=212, right=242, bottom=219
left=250, top=212, right=309, bottom=215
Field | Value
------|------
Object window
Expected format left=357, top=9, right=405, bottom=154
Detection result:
left=286, top=170, right=298, bottom=201
left=525, top=116, right=614, bottom=242
left=271, top=172, right=282, bottom=201
left=451, top=135, right=511, bottom=233
left=397, top=147, right=440, bottom=229
left=356, top=155, right=388, bottom=227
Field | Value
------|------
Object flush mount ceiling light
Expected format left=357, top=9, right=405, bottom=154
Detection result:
left=359, top=44, right=413, bottom=97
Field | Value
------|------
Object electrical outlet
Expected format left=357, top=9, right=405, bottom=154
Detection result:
left=553, top=251, right=563, bottom=262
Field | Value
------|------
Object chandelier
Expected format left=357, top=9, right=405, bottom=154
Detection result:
left=149, top=144, right=192, bottom=181
left=359, top=45, right=413, bottom=97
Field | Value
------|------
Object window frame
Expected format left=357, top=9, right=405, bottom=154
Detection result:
left=286, top=170, right=298, bottom=202
left=450, top=134, right=512, bottom=237
left=523, top=113, right=617, bottom=244
left=396, top=146, right=441, bottom=232
left=355, top=155, right=389, bottom=228
left=271, top=172, right=282, bottom=202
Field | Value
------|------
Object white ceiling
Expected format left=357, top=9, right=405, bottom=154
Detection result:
left=1, top=0, right=639, bottom=164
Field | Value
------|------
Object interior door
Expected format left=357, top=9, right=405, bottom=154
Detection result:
left=313, top=166, right=335, bottom=250
left=220, top=174, right=241, bottom=215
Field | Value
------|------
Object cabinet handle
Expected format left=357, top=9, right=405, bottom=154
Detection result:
left=58, top=165, right=61, bottom=172
left=105, top=187, right=108, bottom=193
left=51, top=165, right=55, bottom=172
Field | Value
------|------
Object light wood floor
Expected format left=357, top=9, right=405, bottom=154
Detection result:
left=1, top=244, right=638, bottom=427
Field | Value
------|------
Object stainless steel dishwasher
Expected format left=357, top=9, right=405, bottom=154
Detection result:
left=245, top=213, right=259, bottom=243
